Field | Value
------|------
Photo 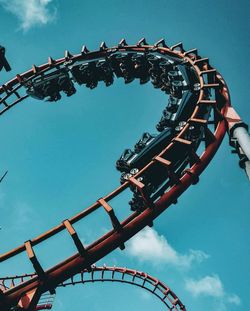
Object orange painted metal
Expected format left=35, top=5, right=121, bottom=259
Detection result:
left=1, top=266, right=186, bottom=310
left=0, top=42, right=231, bottom=310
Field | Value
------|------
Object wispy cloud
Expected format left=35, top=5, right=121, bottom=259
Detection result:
left=139, top=290, right=153, bottom=301
left=227, top=294, right=241, bottom=306
left=185, top=274, right=224, bottom=298
left=0, top=0, right=57, bottom=31
left=10, top=201, right=36, bottom=229
left=0, top=189, right=6, bottom=209
left=126, top=227, right=209, bottom=269
left=185, top=275, right=241, bottom=309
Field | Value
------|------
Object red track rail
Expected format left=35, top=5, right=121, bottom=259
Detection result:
left=0, top=40, right=231, bottom=310
left=1, top=265, right=186, bottom=310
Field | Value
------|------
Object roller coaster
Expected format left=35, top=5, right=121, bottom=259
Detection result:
left=0, top=265, right=186, bottom=310
left=0, top=38, right=249, bottom=311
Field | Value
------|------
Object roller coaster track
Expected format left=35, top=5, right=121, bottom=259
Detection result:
left=0, top=265, right=186, bottom=310
left=0, top=38, right=233, bottom=310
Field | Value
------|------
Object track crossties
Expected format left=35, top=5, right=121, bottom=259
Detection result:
left=0, top=265, right=186, bottom=311
left=0, top=39, right=230, bottom=311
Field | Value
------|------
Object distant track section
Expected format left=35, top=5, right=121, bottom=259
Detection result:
left=0, top=265, right=186, bottom=310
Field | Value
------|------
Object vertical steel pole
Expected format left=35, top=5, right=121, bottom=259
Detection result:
left=225, top=107, right=250, bottom=180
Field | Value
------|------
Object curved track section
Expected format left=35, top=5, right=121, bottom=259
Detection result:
left=0, top=265, right=186, bottom=310
left=0, top=39, right=231, bottom=310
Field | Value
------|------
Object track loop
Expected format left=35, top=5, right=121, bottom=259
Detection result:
left=0, top=39, right=230, bottom=311
left=0, top=266, right=186, bottom=310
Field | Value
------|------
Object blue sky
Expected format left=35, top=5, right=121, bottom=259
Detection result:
left=0, top=0, right=249, bottom=310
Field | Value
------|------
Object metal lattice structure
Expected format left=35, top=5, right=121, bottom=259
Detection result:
left=0, top=265, right=186, bottom=310
left=0, top=38, right=243, bottom=310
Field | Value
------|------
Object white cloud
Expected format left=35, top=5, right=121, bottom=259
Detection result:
left=126, top=227, right=209, bottom=269
left=185, top=274, right=224, bottom=298
left=125, top=227, right=241, bottom=309
left=0, top=0, right=57, bottom=31
left=185, top=275, right=241, bottom=308
left=12, top=201, right=34, bottom=227
left=227, top=294, right=241, bottom=306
